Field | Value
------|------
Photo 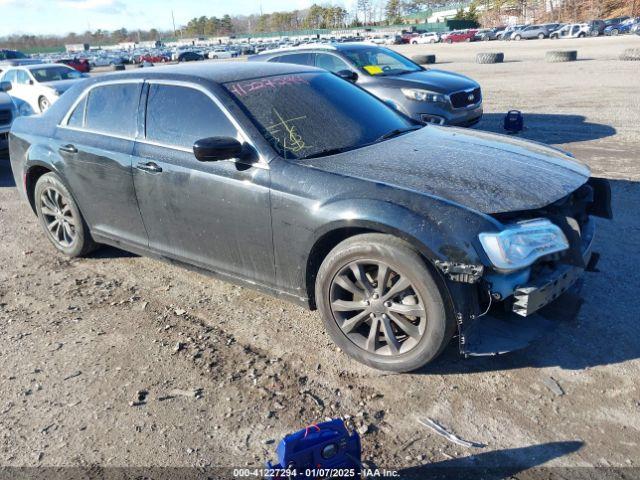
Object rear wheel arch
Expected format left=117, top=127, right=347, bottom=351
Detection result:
left=25, top=164, right=54, bottom=213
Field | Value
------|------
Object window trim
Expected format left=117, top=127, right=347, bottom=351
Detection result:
left=138, top=79, right=268, bottom=169
left=59, top=79, right=144, bottom=140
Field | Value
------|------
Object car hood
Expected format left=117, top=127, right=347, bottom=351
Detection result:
left=376, top=69, right=478, bottom=94
left=44, top=79, right=81, bottom=94
left=298, top=126, right=590, bottom=215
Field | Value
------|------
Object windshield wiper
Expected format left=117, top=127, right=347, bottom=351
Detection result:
left=300, top=145, right=362, bottom=160
left=375, top=125, right=423, bottom=142
left=300, top=125, right=423, bottom=160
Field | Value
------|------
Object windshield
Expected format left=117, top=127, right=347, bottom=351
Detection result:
left=340, top=46, right=421, bottom=76
left=224, top=72, right=415, bottom=160
left=29, top=66, right=81, bottom=83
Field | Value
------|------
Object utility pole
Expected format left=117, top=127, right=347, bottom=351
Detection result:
left=171, top=10, right=177, bottom=37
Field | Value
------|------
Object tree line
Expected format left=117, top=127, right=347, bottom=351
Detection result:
left=0, top=0, right=634, bottom=51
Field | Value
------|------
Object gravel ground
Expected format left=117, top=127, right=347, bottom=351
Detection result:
left=0, top=35, right=639, bottom=478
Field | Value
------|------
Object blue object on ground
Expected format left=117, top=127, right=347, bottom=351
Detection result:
left=265, top=418, right=361, bottom=479
left=504, top=110, right=524, bottom=133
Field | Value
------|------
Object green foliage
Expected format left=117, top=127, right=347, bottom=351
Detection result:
left=385, top=0, right=403, bottom=24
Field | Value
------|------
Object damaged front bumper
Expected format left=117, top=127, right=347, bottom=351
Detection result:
left=446, top=177, right=611, bottom=358
left=459, top=218, right=596, bottom=357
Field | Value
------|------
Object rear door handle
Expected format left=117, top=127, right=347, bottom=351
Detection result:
left=59, top=144, right=78, bottom=154
left=136, top=162, right=163, bottom=173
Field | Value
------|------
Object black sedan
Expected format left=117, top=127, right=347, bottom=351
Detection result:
left=8, top=63, right=611, bottom=372
left=178, top=51, right=204, bottom=62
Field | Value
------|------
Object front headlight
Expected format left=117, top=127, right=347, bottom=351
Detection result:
left=401, top=88, right=448, bottom=104
left=479, top=218, right=569, bottom=271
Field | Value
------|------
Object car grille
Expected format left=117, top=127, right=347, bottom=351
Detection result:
left=450, top=88, right=482, bottom=109
left=0, top=109, right=12, bottom=127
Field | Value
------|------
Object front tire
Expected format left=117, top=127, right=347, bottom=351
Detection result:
left=34, top=173, right=97, bottom=257
left=38, top=96, right=51, bottom=113
left=315, top=234, right=454, bottom=372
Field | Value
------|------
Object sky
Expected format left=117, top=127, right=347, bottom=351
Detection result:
left=0, top=0, right=349, bottom=36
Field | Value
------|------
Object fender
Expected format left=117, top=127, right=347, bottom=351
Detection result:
left=290, top=197, right=500, bottom=308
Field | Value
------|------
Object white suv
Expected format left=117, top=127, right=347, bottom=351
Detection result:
left=411, top=32, right=440, bottom=44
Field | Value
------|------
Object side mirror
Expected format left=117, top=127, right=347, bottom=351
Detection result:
left=0, top=81, right=11, bottom=92
left=193, top=137, right=243, bottom=162
left=336, top=69, right=358, bottom=83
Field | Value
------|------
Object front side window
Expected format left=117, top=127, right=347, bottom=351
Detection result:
left=315, top=53, right=350, bottom=73
left=224, top=72, right=415, bottom=160
left=82, top=83, right=140, bottom=137
left=145, top=84, right=237, bottom=149
left=341, top=47, right=421, bottom=76
left=29, top=66, right=82, bottom=83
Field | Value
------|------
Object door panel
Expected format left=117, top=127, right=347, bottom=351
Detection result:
left=55, top=128, right=148, bottom=247
left=132, top=83, right=275, bottom=284
left=132, top=144, right=273, bottom=282
left=53, top=81, right=148, bottom=247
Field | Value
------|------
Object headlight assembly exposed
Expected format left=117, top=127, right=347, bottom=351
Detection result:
left=401, top=88, right=448, bottom=104
left=479, top=218, right=569, bottom=271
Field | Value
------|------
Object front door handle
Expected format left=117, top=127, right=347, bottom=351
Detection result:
left=59, top=144, right=78, bottom=154
left=136, top=162, right=163, bottom=173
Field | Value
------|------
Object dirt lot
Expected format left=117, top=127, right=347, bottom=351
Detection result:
left=1, top=36, right=639, bottom=478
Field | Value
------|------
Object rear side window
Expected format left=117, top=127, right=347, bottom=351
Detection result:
left=272, top=53, right=314, bottom=66
left=67, top=96, right=87, bottom=127
left=145, top=84, right=237, bottom=149
left=16, top=70, right=31, bottom=85
left=83, top=83, right=140, bottom=137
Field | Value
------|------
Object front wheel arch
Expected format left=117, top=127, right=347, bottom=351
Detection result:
left=304, top=221, right=446, bottom=310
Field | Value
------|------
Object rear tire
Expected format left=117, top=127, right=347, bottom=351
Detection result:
left=315, top=234, right=454, bottom=372
left=34, top=173, right=97, bottom=257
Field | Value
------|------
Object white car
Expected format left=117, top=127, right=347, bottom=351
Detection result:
left=411, top=32, right=440, bottom=44
left=0, top=64, right=85, bottom=113
left=208, top=49, right=233, bottom=60
left=550, top=23, right=590, bottom=39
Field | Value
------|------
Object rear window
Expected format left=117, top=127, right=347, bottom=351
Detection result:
left=224, top=72, right=413, bottom=160
left=82, top=83, right=140, bottom=137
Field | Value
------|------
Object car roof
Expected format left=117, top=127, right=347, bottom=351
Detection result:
left=4, top=63, right=69, bottom=70
left=257, top=42, right=386, bottom=56
left=91, top=61, right=319, bottom=85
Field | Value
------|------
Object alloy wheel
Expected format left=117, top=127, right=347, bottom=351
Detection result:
left=329, top=260, right=427, bottom=356
left=39, top=97, right=50, bottom=112
left=39, top=187, right=77, bottom=248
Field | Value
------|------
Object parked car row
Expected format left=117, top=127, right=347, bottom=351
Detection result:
left=431, top=16, right=639, bottom=44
